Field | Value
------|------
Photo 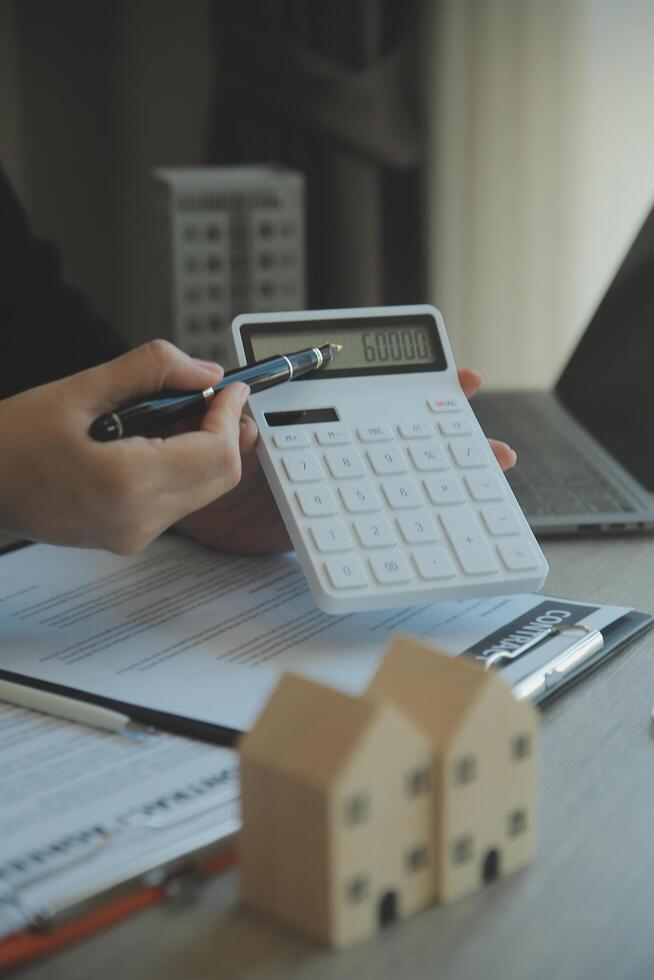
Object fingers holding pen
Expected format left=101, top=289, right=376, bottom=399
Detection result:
left=130, top=382, right=251, bottom=495
left=75, top=340, right=224, bottom=413
left=146, top=384, right=254, bottom=528
left=83, top=377, right=255, bottom=554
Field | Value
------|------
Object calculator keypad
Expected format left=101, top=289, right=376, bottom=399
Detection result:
left=497, top=541, right=539, bottom=571
left=366, top=446, right=408, bottom=475
left=369, top=553, right=413, bottom=585
left=358, top=424, right=393, bottom=442
left=449, top=441, right=488, bottom=468
left=381, top=478, right=422, bottom=510
left=438, top=418, right=473, bottom=437
left=407, top=443, right=449, bottom=471
left=282, top=454, right=324, bottom=482
left=396, top=513, right=439, bottom=544
left=464, top=472, right=504, bottom=502
left=273, top=430, right=310, bottom=449
left=398, top=421, right=432, bottom=439
left=480, top=503, right=521, bottom=536
left=324, top=449, right=366, bottom=480
left=325, top=557, right=369, bottom=589
left=440, top=510, right=498, bottom=576
left=413, top=546, right=457, bottom=580
left=423, top=474, right=465, bottom=506
left=296, top=487, right=338, bottom=517
left=339, top=483, right=381, bottom=513
left=354, top=517, right=397, bottom=548
left=427, top=397, right=463, bottom=413
left=311, top=521, right=353, bottom=553
left=270, top=408, right=539, bottom=596
left=315, top=426, right=352, bottom=446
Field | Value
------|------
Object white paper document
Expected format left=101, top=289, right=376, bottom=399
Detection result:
left=0, top=537, right=630, bottom=733
left=0, top=702, right=238, bottom=939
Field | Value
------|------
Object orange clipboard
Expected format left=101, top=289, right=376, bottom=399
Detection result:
left=0, top=848, right=236, bottom=973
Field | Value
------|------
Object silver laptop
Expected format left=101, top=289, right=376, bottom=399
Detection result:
left=473, top=202, right=654, bottom=535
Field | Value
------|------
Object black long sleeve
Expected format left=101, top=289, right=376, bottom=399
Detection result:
left=0, top=164, right=126, bottom=399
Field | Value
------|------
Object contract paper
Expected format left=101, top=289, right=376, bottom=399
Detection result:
left=0, top=537, right=630, bottom=733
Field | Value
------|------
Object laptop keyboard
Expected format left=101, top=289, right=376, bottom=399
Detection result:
left=473, top=396, right=635, bottom=517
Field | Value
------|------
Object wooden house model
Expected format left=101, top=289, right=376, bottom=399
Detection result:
left=239, top=635, right=539, bottom=948
left=366, top=635, right=539, bottom=905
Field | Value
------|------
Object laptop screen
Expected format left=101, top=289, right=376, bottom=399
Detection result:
left=556, top=203, right=654, bottom=493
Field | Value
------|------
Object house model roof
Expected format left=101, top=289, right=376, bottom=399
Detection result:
left=240, top=672, right=405, bottom=788
left=365, top=634, right=501, bottom=750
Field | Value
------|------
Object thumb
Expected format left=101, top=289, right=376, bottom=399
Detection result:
left=79, top=340, right=223, bottom=411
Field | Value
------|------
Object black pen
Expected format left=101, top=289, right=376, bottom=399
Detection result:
left=89, top=343, right=343, bottom=442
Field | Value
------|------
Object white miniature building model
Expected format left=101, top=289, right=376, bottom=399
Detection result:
left=239, top=636, right=539, bottom=949
left=151, top=166, right=305, bottom=365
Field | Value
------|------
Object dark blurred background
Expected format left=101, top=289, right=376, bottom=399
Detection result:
left=2, top=0, right=653, bottom=387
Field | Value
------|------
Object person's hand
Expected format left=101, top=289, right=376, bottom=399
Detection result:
left=175, top=425, right=292, bottom=554
left=458, top=368, right=517, bottom=470
left=0, top=340, right=252, bottom=554
left=174, top=367, right=517, bottom=556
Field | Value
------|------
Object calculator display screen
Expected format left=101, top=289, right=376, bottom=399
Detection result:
left=241, top=314, right=447, bottom=378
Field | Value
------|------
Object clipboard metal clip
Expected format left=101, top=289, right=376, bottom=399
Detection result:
left=496, top=624, right=605, bottom=702
left=481, top=623, right=605, bottom=702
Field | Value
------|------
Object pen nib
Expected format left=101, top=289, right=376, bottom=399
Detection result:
left=320, top=343, right=343, bottom=364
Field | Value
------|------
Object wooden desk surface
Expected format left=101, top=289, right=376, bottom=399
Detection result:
left=19, top=536, right=654, bottom=980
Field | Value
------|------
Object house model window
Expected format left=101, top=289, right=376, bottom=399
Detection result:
left=405, top=845, right=429, bottom=873
left=453, top=755, right=477, bottom=785
left=511, top=734, right=532, bottom=760
left=452, top=835, right=474, bottom=865
left=508, top=809, right=528, bottom=837
left=344, top=793, right=370, bottom=825
left=345, top=875, right=370, bottom=903
left=406, top=767, right=430, bottom=796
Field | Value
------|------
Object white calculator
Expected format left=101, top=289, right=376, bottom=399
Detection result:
left=231, top=305, right=549, bottom=614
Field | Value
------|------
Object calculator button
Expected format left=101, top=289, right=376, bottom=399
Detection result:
left=427, top=397, right=463, bottom=413
left=325, top=557, right=369, bottom=590
left=440, top=510, right=498, bottom=576
left=439, top=418, right=473, bottom=437
left=396, top=512, right=440, bottom=544
left=310, top=521, right=354, bottom=553
left=407, top=443, right=449, bottom=472
left=381, top=478, right=423, bottom=510
left=296, top=487, right=338, bottom=517
left=314, top=426, right=352, bottom=446
left=324, top=449, right=366, bottom=480
left=368, top=553, right=413, bottom=585
left=358, top=424, right=393, bottom=442
left=272, top=430, right=310, bottom=449
left=282, top=454, right=324, bottom=482
left=398, top=421, right=433, bottom=439
left=464, top=472, right=505, bottom=502
left=339, top=483, right=382, bottom=513
left=449, top=440, right=489, bottom=468
left=413, top=546, right=457, bottom=580
left=497, top=540, right=539, bottom=571
left=480, top=504, right=521, bottom=536
left=354, top=517, right=397, bottom=549
left=366, top=446, right=408, bottom=475
left=423, top=474, right=465, bottom=505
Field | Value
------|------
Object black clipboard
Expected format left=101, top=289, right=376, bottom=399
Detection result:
left=0, top=608, right=651, bottom=746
